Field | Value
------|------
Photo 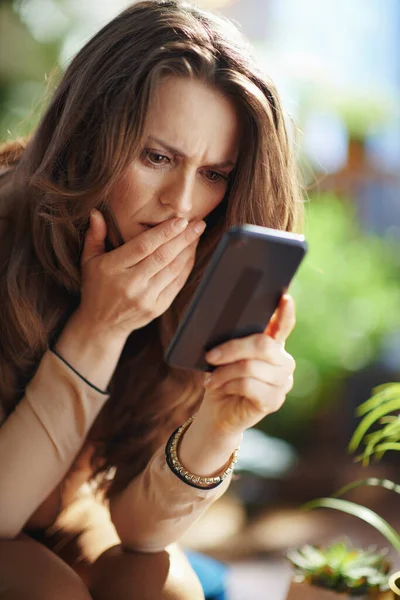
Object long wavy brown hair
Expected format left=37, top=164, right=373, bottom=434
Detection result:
left=0, top=0, right=303, bottom=497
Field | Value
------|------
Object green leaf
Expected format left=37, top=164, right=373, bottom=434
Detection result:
left=342, top=547, right=388, bottom=570
left=362, top=429, right=400, bottom=463
left=349, top=398, right=400, bottom=452
left=302, top=498, right=400, bottom=553
left=325, top=541, right=350, bottom=569
left=371, top=382, right=400, bottom=395
left=356, top=384, right=400, bottom=417
left=301, top=544, right=327, bottom=565
left=287, top=546, right=326, bottom=570
left=360, top=442, right=400, bottom=464
left=364, top=418, right=400, bottom=444
left=345, top=565, right=386, bottom=580
left=372, top=442, right=400, bottom=459
left=333, top=478, right=400, bottom=498
left=378, top=416, right=399, bottom=424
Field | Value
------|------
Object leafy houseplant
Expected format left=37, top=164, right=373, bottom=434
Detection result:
left=303, top=383, right=400, bottom=553
left=348, top=383, right=400, bottom=465
left=286, top=384, right=400, bottom=599
left=286, top=541, right=394, bottom=599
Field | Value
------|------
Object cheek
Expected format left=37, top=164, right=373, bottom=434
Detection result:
left=106, top=165, right=157, bottom=242
left=109, top=165, right=154, bottom=218
left=197, top=186, right=227, bottom=220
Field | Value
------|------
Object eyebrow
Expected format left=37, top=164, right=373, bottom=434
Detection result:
left=147, top=136, right=237, bottom=169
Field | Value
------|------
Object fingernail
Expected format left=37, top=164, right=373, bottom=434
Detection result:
left=194, top=221, right=206, bottom=235
left=204, top=373, right=212, bottom=386
left=173, top=218, right=188, bottom=231
left=206, top=348, right=221, bottom=362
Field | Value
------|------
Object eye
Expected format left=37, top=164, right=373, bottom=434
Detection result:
left=143, top=149, right=170, bottom=167
left=203, top=170, right=229, bottom=184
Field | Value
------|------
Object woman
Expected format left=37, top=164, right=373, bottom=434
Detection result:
left=0, top=1, right=303, bottom=598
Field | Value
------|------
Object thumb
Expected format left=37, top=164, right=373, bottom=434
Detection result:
left=81, top=209, right=107, bottom=265
left=265, top=294, right=295, bottom=345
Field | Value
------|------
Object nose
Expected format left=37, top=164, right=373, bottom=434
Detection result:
left=159, top=170, right=194, bottom=216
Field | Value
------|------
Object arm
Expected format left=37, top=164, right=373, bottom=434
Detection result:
left=0, top=209, right=204, bottom=539
left=111, top=296, right=297, bottom=552
left=0, top=312, right=125, bottom=539
left=109, top=416, right=240, bottom=553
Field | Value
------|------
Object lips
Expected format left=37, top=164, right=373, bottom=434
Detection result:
left=141, top=220, right=176, bottom=229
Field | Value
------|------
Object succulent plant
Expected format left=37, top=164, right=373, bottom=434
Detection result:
left=287, top=541, right=391, bottom=595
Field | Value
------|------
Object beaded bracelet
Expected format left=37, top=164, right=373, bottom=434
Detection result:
left=165, top=415, right=239, bottom=490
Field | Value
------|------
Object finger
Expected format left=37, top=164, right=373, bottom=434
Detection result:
left=81, top=209, right=107, bottom=265
left=264, top=299, right=281, bottom=340
left=265, top=295, right=296, bottom=345
left=156, top=248, right=197, bottom=308
left=204, top=359, right=289, bottom=391
left=217, top=378, right=286, bottom=414
left=143, top=220, right=205, bottom=279
left=284, top=374, right=295, bottom=394
left=152, top=238, right=199, bottom=298
left=106, top=217, right=188, bottom=269
left=205, top=332, right=284, bottom=367
left=108, top=218, right=204, bottom=271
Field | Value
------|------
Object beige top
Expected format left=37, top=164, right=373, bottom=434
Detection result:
left=0, top=350, right=230, bottom=551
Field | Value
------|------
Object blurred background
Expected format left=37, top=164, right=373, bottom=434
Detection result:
left=1, top=1, right=400, bottom=598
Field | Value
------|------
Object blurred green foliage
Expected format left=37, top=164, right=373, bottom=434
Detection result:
left=266, top=195, right=400, bottom=439
left=0, top=0, right=62, bottom=140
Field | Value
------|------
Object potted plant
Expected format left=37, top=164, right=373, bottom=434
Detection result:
left=286, top=540, right=394, bottom=599
left=286, top=383, right=400, bottom=599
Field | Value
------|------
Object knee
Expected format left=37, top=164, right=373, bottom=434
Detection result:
left=89, top=543, right=204, bottom=600
left=157, top=544, right=205, bottom=600
left=0, top=537, right=92, bottom=600
left=165, top=565, right=205, bottom=598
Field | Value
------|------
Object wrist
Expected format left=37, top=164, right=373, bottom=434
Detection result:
left=54, top=310, right=127, bottom=393
left=178, top=412, right=242, bottom=478
left=70, top=308, right=129, bottom=349
left=194, top=401, right=244, bottom=449
left=166, top=416, right=239, bottom=489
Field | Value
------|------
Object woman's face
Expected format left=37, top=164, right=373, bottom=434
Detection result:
left=108, top=76, right=241, bottom=242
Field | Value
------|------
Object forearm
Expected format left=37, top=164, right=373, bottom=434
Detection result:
left=0, top=312, right=124, bottom=538
left=110, top=442, right=232, bottom=552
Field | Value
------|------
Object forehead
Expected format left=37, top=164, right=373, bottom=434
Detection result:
left=144, top=76, right=241, bottom=163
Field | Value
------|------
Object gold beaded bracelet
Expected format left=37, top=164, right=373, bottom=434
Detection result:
left=165, top=415, right=240, bottom=490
